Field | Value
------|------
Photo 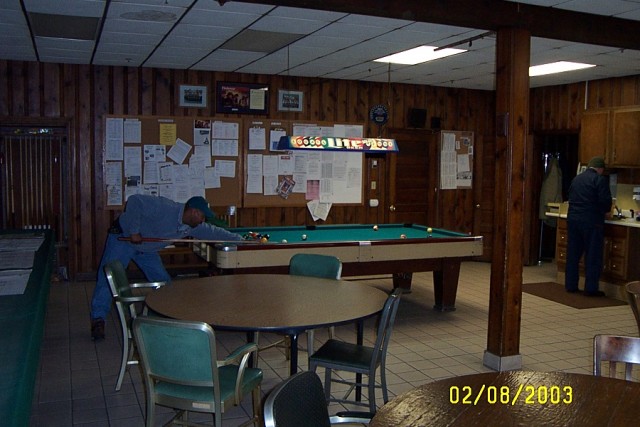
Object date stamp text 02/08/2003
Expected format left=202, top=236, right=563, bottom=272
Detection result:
left=449, top=385, right=573, bottom=405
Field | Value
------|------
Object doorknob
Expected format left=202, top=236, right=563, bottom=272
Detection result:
left=476, top=204, right=480, bottom=208
left=389, top=205, right=396, bottom=212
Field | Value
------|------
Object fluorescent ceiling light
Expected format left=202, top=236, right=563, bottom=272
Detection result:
left=374, top=46, right=466, bottom=65
left=529, top=61, right=596, bottom=76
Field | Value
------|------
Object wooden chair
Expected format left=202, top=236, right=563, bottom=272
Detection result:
left=593, top=334, right=640, bottom=381
left=625, top=281, right=640, bottom=336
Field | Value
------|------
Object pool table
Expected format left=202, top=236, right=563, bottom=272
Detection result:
left=192, top=224, right=482, bottom=311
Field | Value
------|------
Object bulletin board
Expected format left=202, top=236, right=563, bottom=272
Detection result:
left=438, top=130, right=474, bottom=190
left=242, top=120, right=365, bottom=208
left=102, top=115, right=243, bottom=210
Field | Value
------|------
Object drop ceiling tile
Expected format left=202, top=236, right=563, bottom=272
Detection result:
left=191, top=0, right=273, bottom=14
left=24, top=0, right=105, bottom=17
left=339, top=14, right=413, bottom=28
left=558, top=0, right=640, bottom=15
left=102, top=18, right=174, bottom=35
left=170, top=23, right=238, bottom=39
left=95, top=42, right=156, bottom=55
left=181, top=8, right=264, bottom=27
left=161, top=34, right=223, bottom=50
left=268, top=6, right=346, bottom=21
left=314, top=22, right=393, bottom=40
left=99, top=31, right=163, bottom=45
left=107, top=1, right=188, bottom=18
left=249, top=15, right=328, bottom=34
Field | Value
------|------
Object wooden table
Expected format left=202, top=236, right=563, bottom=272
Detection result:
left=145, top=274, right=388, bottom=375
left=370, top=371, right=640, bottom=427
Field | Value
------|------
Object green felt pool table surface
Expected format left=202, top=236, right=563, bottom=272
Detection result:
left=235, top=223, right=465, bottom=243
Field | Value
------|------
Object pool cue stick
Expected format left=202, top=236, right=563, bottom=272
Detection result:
left=117, top=236, right=262, bottom=244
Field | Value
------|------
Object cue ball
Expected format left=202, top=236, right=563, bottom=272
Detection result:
left=400, top=234, right=407, bottom=239
left=281, top=239, right=288, bottom=243
left=301, top=234, right=307, bottom=240
left=427, top=227, right=433, bottom=233
left=373, top=225, right=379, bottom=231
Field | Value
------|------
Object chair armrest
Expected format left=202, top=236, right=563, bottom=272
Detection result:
left=217, top=343, right=258, bottom=367
left=130, top=281, right=166, bottom=289
left=217, top=343, right=260, bottom=404
left=117, top=295, right=147, bottom=304
left=330, top=411, right=374, bottom=425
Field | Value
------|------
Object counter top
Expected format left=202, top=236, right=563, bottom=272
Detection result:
left=546, top=212, right=640, bottom=228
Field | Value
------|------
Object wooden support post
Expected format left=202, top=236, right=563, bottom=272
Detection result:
left=484, top=27, right=530, bottom=371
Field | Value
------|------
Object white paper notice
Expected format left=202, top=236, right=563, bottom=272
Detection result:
left=212, top=121, right=239, bottom=139
left=212, top=139, right=239, bottom=157
left=215, top=160, right=236, bottom=178
left=204, top=167, right=221, bottom=189
left=123, top=119, right=141, bottom=143
left=143, top=145, right=166, bottom=162
left=105, top=117, right=124, bottom=161
left=124, top=146, right=141, bottom=177
left=249, top=127, right=266, bottom=150
left=167, top=138, right=192, bottom=164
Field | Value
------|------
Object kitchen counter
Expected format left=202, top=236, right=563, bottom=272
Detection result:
left=546, top=212, right=640, bottom=228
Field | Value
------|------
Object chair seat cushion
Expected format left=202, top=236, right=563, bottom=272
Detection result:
left=310, top=339, right=376, bottom=371
left=155, top=366, right=263, bottom=405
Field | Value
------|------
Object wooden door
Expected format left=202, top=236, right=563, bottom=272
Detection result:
left=472, top=135, right=494, bottom=262
left=385, top=129, right=438, bottom=225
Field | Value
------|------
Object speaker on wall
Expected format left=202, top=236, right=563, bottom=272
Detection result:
left=430, top=116, right=442, bottom=130
left=408, top=108, right=427, bottom=128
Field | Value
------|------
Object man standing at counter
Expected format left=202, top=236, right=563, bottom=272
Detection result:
left=565, top=156, right=612, bottom=297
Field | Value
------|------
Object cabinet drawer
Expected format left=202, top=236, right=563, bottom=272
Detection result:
left=608, top=256, right=627, bottom=279
left=609, top=237, right=627, bottom=258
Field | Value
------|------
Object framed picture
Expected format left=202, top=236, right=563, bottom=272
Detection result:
left=179, top=85, right=208, bottom=108
left=278, top=90, right=304, bottom=112
left=216, top=82, right=269, bottom=115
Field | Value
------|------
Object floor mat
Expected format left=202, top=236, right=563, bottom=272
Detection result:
left=522, top=282, right=627, bottom=309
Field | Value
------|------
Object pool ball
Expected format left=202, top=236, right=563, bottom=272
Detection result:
left=281, top=239, right=288, bottom=243
left=400, top=234, right=407, bottom=239
left=373, top=225, right=379, bottom=231
left=301, top=234, right=307, bottom=240
left=427, top=227, right=433, bottom=233
left=260, top=237, right=268, bottom=243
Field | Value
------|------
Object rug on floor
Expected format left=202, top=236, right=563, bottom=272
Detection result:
left=522, top=282, right=627, bottom=309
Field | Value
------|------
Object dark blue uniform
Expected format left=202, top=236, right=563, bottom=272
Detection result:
left=565, top=168, right=612, bottom=293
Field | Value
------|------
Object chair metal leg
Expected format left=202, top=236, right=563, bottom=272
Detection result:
left=368, top=375, right=376, bottom=413
left=324, top=368, right=333, bottom=403
left=116, top=316, right=129, bottom=391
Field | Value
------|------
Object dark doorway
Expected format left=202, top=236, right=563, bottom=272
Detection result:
left=531, top=132, right=579, bottom=263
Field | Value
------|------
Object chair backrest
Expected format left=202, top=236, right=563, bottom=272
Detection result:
left=593, top=334, right=640, bottom=381
left=104, top=260, right=133, bottom=299
left=626, top=281, right=640, bottom=336
left=133, top=316, right=222, bottom=393
left=264, top=371, right=332, bottom=427
left=289, top=253, right=342, bottom=279
left=370, top=288, right=403, bottom=370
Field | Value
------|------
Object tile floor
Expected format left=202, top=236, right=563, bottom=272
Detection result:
left=29, top=261, right=638, bottom=426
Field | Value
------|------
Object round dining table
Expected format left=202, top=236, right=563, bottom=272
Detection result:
left=144, top=273, right=388, bottom=375
left=370, top=370, right=640, bottom=427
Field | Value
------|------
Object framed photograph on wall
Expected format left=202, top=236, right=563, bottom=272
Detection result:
left=216, top=82, right=269, bottom=115
left=278, top=90, right=304, bottom=112
left=179, top=85, right=208, bottom=108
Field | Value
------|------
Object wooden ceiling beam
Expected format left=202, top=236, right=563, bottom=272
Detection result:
left=234, top=0, right=640, bottom=51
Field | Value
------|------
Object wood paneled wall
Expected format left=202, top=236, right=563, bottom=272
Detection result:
left=2, top=59, right=640, bottom=278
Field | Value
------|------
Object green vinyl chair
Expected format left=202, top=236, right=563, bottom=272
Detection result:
left=133, top=316, right=263, bottom=427
left=309, top=288, right=402, bottom=413
left=264, top=371, right=373, bottom=427
left=104, top=259, right=166, bottom=391
left=257, top=254, right=343, bottom=359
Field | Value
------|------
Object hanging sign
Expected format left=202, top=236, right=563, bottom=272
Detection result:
left=277, top=136, right=398, bottom=152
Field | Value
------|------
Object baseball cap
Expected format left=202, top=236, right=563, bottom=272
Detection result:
left=587, top=156, right=605, bottom=169
left=185, top=196, right=215, bottom=220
